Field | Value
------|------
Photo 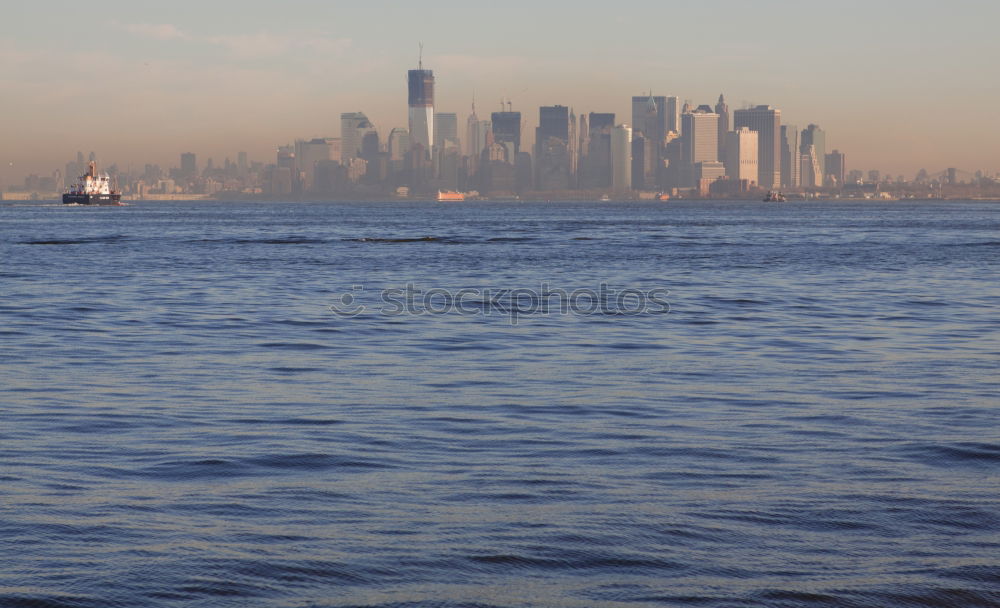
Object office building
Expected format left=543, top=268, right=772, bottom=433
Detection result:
left=733, top=105, right=781, bottom=189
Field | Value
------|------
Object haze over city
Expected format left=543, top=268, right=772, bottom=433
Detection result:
left=3, top=0, right=999, bottom=184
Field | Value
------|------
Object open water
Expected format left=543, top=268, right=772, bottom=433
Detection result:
left=1, top=200, right=998, bottom=607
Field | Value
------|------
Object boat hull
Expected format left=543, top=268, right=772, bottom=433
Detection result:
left=63, top=193, right=123, bottom=206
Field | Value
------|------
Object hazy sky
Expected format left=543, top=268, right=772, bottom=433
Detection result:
left=3, top=0, right=999, bottom=183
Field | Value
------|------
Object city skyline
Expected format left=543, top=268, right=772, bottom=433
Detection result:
left=3, top=0, right=999, bottom=184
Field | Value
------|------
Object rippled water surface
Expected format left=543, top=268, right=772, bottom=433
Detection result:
left=2, top=200, right=999, bottom=607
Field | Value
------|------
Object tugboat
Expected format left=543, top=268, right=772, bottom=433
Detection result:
left=63, top=161, right=123, bottom=205
left=763, top=190, right=786, bottom=202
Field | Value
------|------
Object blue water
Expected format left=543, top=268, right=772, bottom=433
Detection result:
left=1, top=200, right=998, bottom=608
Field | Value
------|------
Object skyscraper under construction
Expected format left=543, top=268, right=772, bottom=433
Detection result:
left=407, top=58, right=435, bottom=161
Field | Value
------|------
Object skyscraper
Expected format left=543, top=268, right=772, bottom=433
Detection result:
left=665, top=97, right=681, bottom=135
left=733, top=105, right=781, bottom=189
left=800, top=145, right=822, bottom=188
left=780, top=125, right=800, bottom=189
left=631, top=95, right=667, bottom=145
left=715, top=94, right=729, bottom=162
left=340, top=112, right=376, bottom=165
left=491, top=110, right=521, bottom=162
left=465, top=101, right=485, bottom=158
left=611, top=124, right=632, bottom=193
left=581, top=112, right=615, bottom=189
left=180, top=152, right=197, bottom=179
left=407, top=63, right=435, bottom=160
left=295, top=138, right=339, bottom=191
left=800, top=124, right=825, bottom=187
left=387, top=128, right=410, bottom=177
left=433, top=112, right=459, bottom=179
left=388, top=128, right=410, bottom=163
left=682, top=106, right=720, bottom=165
left=631, top=94, right=667, bottom=187
left=725, top=127, right=758, bottom=184
left=825, top=150, right=846, bottom=187
left=536, top=105, right=573, bottom=190
left=434, top=113, right=459, bottom=152
left=682, top=106, right=721, bottom=188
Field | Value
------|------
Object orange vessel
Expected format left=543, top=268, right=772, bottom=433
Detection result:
left=437, top=190, right=466, bottom=202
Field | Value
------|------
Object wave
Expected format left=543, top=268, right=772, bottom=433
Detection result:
left=21, top=235, right=129, bottom=245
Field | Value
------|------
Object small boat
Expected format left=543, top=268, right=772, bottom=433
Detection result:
left=763, top=190, right=786, bottom=202
left=656, top=192, right=670, bottom=201
left=437, top=190, right=465, bottom=202
left=63, top=161, right=123, bottom=205
left=599, top=194, right=611, bottom=202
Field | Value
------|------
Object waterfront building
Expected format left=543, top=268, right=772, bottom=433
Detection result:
left=733, top=105, right=781, bottom=189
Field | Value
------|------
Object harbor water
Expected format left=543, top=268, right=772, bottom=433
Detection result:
left=1, top=200, right=998, bottom=607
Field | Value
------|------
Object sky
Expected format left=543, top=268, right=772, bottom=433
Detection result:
left=2, top=0, right=999, bottom=184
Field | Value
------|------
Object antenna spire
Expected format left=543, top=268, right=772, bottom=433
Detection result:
left=418, top=43, right=423, bottom=69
